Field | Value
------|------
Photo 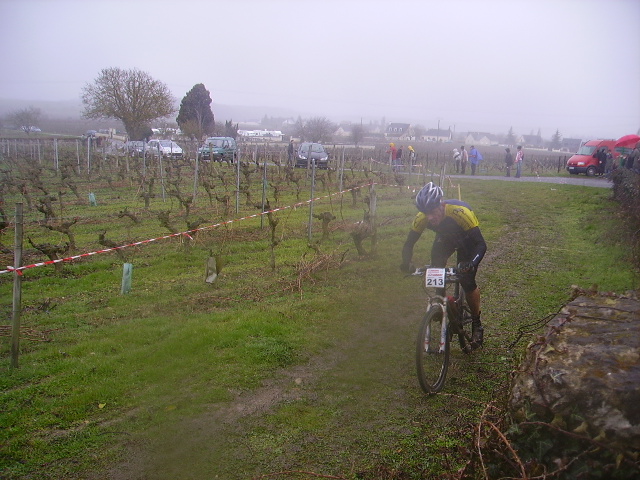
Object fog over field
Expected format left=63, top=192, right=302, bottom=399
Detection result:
left=1, top=0, right=639, bottom=139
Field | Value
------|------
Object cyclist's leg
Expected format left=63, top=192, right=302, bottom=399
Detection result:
left=457, top=253, right=483, bottom=347
left=466, top=296, right=483, bottom=347
left=455, top=251, right=480, bottom=315
left=465, top=288, right=483, bottom=346
left=431, top=236, right=454, bottom=297
left=465, top=287, right=481, bottom=318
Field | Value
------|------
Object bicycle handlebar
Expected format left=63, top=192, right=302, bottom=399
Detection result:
left=408, top=265, right=467, bottom=288
left=411, top=265, right=458, bottom=276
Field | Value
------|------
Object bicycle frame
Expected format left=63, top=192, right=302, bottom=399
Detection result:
left=414, top=266, right=471, bottom=393
left=422, top=267, right=458, bottom=352
left=424, top=300, right=447, bottom=354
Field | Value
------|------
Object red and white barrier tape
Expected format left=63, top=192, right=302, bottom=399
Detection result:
left=1, top=182, right=376, bottom=275
left=366, top=157, right=425, bottom=169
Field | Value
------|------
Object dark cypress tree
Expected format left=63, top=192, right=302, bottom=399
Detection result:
left=176, top=83, right=215, bottom=139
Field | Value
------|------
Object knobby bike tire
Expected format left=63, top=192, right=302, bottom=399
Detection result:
left=415, top=306, right=450, bottom=394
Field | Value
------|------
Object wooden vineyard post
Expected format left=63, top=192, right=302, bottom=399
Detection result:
left=11, top=203, right=24, bottom=369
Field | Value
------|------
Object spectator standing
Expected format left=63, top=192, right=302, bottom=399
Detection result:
left=514, top=145, right=524, bottom=178
left=453, top=148, right=461, bottom=173
left=287, top=139, right=295, bottom=166
left=469, top=145, right=483, bottom=175
left=504, top=147, right=514, bottom=177
left=596, top=147, right=608, bottom=175
left=408, top=145, right=416, bottom=166
left=387, top=142, right=397, bottom=167
left=626, top=142, right=640, bottom=170
left=460, top=146, right=469, bottom=174
left=396, top=145, right=403, bottom=167
left=604, top=150, right=615, bottom=176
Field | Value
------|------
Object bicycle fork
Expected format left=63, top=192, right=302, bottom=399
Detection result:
left=424, top=301, right=448, bottom=354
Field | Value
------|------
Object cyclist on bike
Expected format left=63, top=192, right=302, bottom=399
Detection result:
left=400, top=182, right=487, bottom=347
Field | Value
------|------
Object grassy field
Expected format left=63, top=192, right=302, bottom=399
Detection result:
left=0, top=154, right=636, bottom=479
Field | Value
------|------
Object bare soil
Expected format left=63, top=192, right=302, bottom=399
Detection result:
left=108, top=300, right=415, bottom=478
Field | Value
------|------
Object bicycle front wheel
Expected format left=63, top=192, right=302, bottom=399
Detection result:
left=415, top=306, right=450, bottom=394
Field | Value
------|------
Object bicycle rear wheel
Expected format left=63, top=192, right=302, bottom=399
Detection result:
left=415, top=306, right=450, bottom=393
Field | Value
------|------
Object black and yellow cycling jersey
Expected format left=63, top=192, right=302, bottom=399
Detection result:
left=410, top=200, right=480, bottom=235
left=402, top=200, right=487, bottom=287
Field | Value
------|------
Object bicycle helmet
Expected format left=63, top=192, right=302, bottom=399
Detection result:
left=415, top=182, right=443, bottom=213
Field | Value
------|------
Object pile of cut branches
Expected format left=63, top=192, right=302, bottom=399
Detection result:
left=286, top=246, right=349, bottom=293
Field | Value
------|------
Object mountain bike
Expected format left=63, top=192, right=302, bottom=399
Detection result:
left=412, top=265, right=474, bottom=394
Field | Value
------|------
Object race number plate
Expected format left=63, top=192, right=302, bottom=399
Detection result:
left=425, top=268, right=446, bottom=288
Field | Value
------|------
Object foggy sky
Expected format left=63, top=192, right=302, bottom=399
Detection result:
left=1, top=0, right=639, bottom=140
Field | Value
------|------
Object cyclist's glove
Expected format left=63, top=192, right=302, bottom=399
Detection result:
left=457, top=261, right=476, bottom=274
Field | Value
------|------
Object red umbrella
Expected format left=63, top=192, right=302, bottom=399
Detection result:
left=615, top=134, right=640, bottom=148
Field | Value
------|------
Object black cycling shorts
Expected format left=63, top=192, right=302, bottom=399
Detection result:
left=431, top=237, right=478, bottom=293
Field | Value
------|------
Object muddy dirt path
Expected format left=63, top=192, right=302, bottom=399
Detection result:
left=109, top=283, right=436, bottom=479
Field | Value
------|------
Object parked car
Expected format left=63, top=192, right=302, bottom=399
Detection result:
left=147, top=139, right=183, bottom=159
left=566, top=139, right=619, bottom=176
left=125, top=140, right=146, bottom=157
left=295, top=142, right=329, bottom=169
left=198, top=137, right=237, bottom=162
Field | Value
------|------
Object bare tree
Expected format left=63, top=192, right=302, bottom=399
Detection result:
left=292, top=116, right=306, bottom=140
left=82, top=67, right=175, bottom=140
left=305, top=117, right=336, bottom=143
left=351, top=124, right=366, bottom=146
left=6, top=107, right=42, bottom=134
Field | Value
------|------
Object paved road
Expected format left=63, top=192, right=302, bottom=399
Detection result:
left=446, top=174, right=611, bottom=188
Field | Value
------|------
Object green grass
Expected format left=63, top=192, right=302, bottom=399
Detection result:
left=0, top=160, right=636, bottom=478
